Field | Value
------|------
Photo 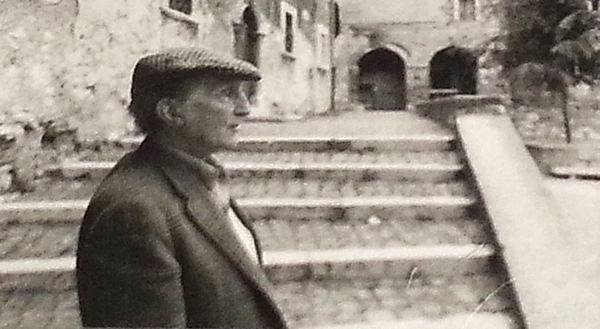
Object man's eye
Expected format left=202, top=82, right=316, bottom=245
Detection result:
left=214, top=86, right=238, bottom=98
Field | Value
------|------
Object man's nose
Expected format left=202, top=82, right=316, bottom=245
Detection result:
left=234, top=91, right=250, bottom=117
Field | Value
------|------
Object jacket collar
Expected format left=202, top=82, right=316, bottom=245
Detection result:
left=137, top=138, right=277, bottom=305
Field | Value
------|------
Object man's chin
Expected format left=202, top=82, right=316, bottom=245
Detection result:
left=220, top=138, right=239, bottom=150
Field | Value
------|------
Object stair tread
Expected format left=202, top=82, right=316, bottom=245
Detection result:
left=303, top=313, right=516, bottom=329
left=4, top=178, right=473, bottom=203
left=273, top=275, right=513, bottom=328
left=0, top=216, right=490, bottom=260
left=66, top=150, right=463, bottom=166
left=1, top=195, right=476, bottom=211
left=0, top=276, right=512, bottom=329
left=550, top=165, right=600, bottom=178
left=0, top=243, right=493, bottom=275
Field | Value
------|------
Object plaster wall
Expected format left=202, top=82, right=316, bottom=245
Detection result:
left=0, top=0, right=333, bottom=142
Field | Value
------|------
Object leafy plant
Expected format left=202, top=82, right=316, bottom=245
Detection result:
left=498, top=0, right=600, bottom=143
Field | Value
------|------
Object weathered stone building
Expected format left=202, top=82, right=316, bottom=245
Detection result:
left=0, top=0, right=340, bottom=141
left=334, top=0, right=503, bottom=110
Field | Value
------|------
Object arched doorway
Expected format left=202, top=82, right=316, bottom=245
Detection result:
left=234, top=6, right=260, bottom=103
left=357, top=48, right=407, bottom=110
left=429, top=46, right=478, bottom=95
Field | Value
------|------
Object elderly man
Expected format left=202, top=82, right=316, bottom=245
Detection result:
left=76, top=48, right=288, bottom=328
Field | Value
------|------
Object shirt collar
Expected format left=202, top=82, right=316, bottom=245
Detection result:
left=152, top=142, right=226, bottom=190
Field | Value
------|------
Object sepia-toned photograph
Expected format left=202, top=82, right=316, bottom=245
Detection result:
left=0, top=0, right=599, bottom=328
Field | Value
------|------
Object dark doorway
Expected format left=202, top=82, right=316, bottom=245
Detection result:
left=429, top=46, right=478, bottom=95
left=357, top=48, right=407, bottom=110
left=234, top=6, right=260, bottom=103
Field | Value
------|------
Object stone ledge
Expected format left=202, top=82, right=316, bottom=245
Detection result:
left=416, top=95, right=507, bottom=129
left=525, top=142, right=600, bottom=174
left=457, top=113, right=599, bottom=329
left=549, top=166, right=600, bottom=179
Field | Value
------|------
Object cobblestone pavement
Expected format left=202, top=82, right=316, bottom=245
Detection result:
left=0, top=224, right=78, bottom=259
left=6, top=175, right=472, bottom=202
left=0, top=291, right=79, bottom=329
left=216, top=150, right=462, bottom=165
left=0, top=216, right=489, bottom=260
left=79, top=147, right=462, bottom=163
left=255, top=217, right=489, bottom=251
left=0, top=273, right=513, bottom=329
left=273, top=275, right=514, bottom=328
left=0, top=271, right=78, bottom=329
left=230, top=179, right=472, bottom=198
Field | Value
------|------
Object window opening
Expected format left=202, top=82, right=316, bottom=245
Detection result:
left=169, top=0, right=192, bottom=15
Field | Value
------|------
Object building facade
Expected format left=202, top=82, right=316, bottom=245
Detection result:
left=334, top=0, right=503, bottom=110
left=0, top=0, right=340, bottom=141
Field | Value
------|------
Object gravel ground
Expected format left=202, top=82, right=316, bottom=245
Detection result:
left=273, top=275, right=515, bottom=328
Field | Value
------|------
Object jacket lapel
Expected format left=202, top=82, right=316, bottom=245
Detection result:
left=140, top=141, right=276, bottom=301
left=230, top=198, right=264, bottom=265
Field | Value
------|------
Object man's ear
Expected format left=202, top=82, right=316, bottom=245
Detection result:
left=156, top=99, right=184, bottom=127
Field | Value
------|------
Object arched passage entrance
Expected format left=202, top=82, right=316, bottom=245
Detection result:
left=429, top=46, right=478, bottom=95
left=234, top=6, right=260, bottom=103
left=357, top=47, right=407, bottom=110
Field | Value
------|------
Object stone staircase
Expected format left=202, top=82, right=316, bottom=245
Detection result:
left=0, top=116, right=523, bottom=328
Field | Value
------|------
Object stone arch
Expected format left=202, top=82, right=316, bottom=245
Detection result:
left=233, top=5, right=262, bottom=103
left=429, top=46, right=478, bottom=95
left=357, top=46, right=407, bottom=110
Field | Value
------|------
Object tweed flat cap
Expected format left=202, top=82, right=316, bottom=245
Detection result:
left=131, top=47, right=261, bottom=97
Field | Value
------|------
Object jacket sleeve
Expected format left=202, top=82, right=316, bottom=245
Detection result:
left=77, top=201, right=186, bottom=328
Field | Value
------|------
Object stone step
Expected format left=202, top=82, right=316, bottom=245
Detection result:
left=273, top=275, right=516, bottom=328
left=0, top=242, right=495, bottom=282
left=53, top=159, right=464, bottom=183
left=112, top=135, right=456, bottom=153
left=7, top=176, right=472, bottom=203
left=302, top=313, right=516, bottom=329
left=0, top=212, right=490, bottom=260
left=548, top=166, right=600, bottom=180
left=0, top=196, right=476, bottom=223
left=0, top=290, right=516, bottom=329
left=0, top=268, right=514, bottom=329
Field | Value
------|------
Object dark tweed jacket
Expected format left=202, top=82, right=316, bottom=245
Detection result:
left=76, top=139, right=288, bottom=328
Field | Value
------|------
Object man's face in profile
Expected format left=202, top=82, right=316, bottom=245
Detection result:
left=175, top=76, right=250, bottom=152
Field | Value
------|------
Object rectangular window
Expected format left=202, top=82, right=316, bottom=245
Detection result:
left=285, top=12, right=294, bottom=53
left=459, top=0, right=476, bottom=21
left=170, top=0, right=192, bottom=15
left=316, top=24, right=329, bottom=66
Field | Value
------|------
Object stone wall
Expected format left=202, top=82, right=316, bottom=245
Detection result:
left=253, top=0, right=333, bottom=117
left=0, top=0, right=82, bottom=192
left=0, top=0, right=333, bottom=192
